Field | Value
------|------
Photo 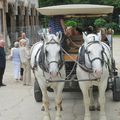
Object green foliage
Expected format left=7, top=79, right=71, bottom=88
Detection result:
left=38, top=0, right=120, bottom=33
left=38, top=0, right=120, bottom=8
left=105, top=22, right=119, bottom=32
left=65, top=20, right=77, bottom=27
left=39, top=0, right=74, bottom=7
left=100, top=0, right=120, bottom=8
left=94, top=18, right=107, bottom=27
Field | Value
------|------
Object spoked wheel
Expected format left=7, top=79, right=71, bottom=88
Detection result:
left=112, top=76, right=120, bottom=101
left=34, top=79, right=42, bottom=102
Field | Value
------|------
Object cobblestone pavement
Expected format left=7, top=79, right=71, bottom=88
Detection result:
left=0, top=38, right=120, bottom=120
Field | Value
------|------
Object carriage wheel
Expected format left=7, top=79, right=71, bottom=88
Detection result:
left=112, top=76, right=120, bottom=101
left=34, top=79, right=42, bottom=102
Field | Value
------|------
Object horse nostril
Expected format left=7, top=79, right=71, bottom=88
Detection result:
left=57, top=72, right=59, bottom=76
left=94, top=69, right=102, bottom=77
left=94, top=70, right=97, bottom=74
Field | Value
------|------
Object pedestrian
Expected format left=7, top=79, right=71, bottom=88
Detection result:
left=19, top=39, right=31, bottom=86
left=9, top=41, right=21, bottom=81
left=17, top=32, right=30, bottom=47
left=21, top=32, right=30, bottom=48
left=0, top=35, right=6, bottom=87
left=17, top=32, right=30, bottom=80
left=106, top=28, right=114, bottom=47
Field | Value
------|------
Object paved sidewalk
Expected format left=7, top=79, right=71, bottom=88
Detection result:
left=0, top=38, right=120, bottom=120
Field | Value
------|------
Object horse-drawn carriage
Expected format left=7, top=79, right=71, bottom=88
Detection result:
left=30, top=4, right=120, bottom=120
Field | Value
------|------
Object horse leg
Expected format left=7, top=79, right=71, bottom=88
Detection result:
left=54, top=84, right=64, bottom=120
left=42, top=89, right=51, bottom=120
left=89, top=87, right=95, bottom=111
left=80, top=85, right=91, bottom=120
left=98, top=84, right=107, bottom=120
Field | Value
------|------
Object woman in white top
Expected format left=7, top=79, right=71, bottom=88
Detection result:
left=19, top=39, right=31, bottom=85
left=10, top=42, right=21, bottom=80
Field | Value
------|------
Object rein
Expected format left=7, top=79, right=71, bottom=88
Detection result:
left=79, top=41, right=110, bottom=73
left=36, top=38, right=64, bottom=74
left=61, top=47, right=94, bottom=77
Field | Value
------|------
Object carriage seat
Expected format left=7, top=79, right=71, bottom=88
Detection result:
left=63, top=35, right=83, bottom=62
left=67, top=35, right=83, bottom=54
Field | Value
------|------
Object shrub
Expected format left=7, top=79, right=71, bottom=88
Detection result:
left=65, top=20, right=77, bottom=27
left=105, top=22, right=119, bottom=32
left=94, top=18, right=107, bottom=28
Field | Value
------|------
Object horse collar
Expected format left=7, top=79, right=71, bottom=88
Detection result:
left=38, top=45, right=49, bottom=72
left=78, top=45, right=93, bottom=73
left=38, top=44, right=64, bottom=73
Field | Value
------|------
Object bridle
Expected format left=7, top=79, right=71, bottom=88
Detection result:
left=80, top=41, right=106, bottom=73
left=39, top=38, right=64, bottom=73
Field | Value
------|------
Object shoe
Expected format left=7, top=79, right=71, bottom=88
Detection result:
left=20, top=76, right=23, bottom=81
left=0, top=83, right=6, bottom=87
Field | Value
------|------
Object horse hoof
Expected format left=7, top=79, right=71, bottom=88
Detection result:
left=96, top=106, right=100, bottom=111
left=41, top=106, right=45, bottom=111
left=89, top=106, right=96, bottom=111
left=55, top=106, right=63, bottom=111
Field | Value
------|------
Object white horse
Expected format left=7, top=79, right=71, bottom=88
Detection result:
left=30, top=33, right=66, bottom=120
left=76, top=33, right=111, bottom=120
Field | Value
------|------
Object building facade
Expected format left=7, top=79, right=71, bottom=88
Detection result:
left=0, top=0, right=40, bottom=49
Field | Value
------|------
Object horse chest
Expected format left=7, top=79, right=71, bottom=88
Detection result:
left=91, top=80, right=99, bottom=86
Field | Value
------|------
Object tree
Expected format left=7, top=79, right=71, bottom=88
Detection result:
left=38, top=0, right=120, bottom=33
left=39, top=0, right=74, bottom=7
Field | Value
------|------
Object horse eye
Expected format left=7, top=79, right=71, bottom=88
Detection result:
left=59, top=51, right=61, bottom=55
left=86, top=50, right=90, bottom=54
left=101, top=50, right=104, bottom=53
left=45, top=50, right=48, bottom=55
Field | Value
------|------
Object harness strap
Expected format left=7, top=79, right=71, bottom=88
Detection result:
left=38, top=45, right=49, bottom=72
left=32, top=47, right=41, bottom=70
left=78, top=45, right=93, bottom=73
left=78, top=41, right=111, bottom=73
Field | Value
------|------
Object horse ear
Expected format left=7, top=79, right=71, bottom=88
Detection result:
left=82, top=32, right=87, bottom=42
left=97, top=30, right=102, bottom=41
left=56, top=31, right=62, bottom=42
left=42, top=33, right=47, bottom=42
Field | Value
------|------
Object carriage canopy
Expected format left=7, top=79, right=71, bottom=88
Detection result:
left=37, top=4, right=114, bottom=17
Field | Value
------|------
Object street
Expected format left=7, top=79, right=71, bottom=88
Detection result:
left=0, top=38, right=120, bottom=120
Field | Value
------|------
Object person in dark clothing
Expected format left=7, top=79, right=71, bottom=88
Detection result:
left=75, top=26, right=83, bottom=35
left=0, top=38, right=6, bottom=87
left=48, top=16, right=68, bottom=51
left=48, top=16, right=65, bottom=34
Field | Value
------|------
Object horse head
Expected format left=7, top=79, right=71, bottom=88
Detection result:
left=82, top=31, right=101, bottom=45
left=82, top=33, right=104, bottom=78
left=42, top=32, right=63, bottom=77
